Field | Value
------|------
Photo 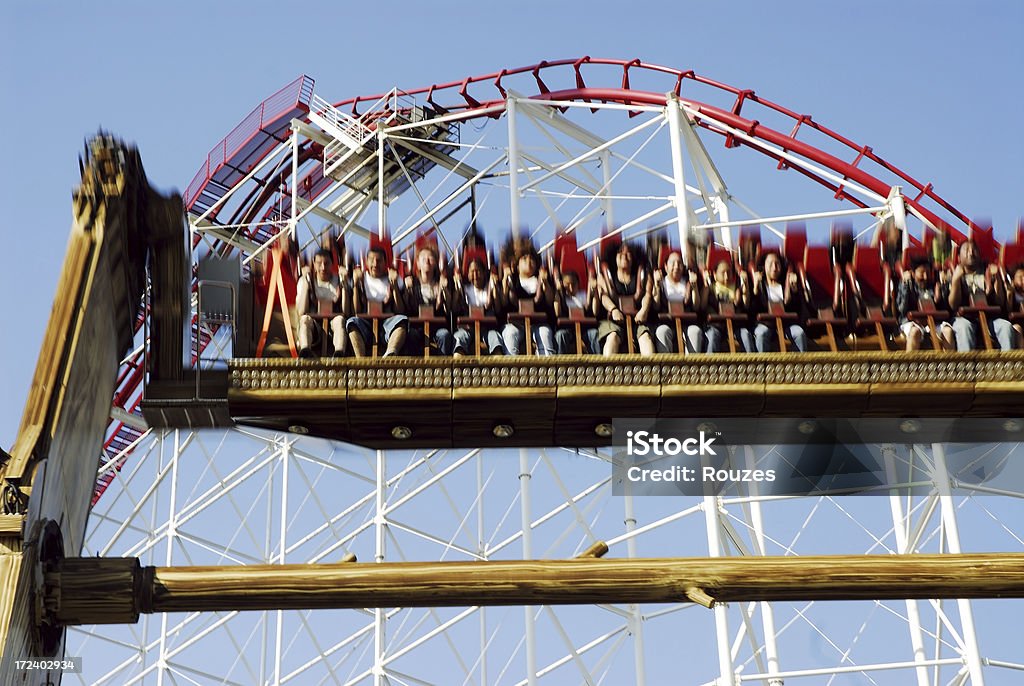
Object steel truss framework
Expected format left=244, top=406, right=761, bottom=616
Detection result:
left=76, top=60, right=1021, bottom=685
left=69, top=432, right=1024, bottom=685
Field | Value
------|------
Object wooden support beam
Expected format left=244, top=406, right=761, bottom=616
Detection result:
left=46, top=553, right=1024, bottom=626
left=222, top=352, right=1024, bottom=450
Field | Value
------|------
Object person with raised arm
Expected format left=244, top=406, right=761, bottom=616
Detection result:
left=452, top=255, right=506, bottom=356
left=296, top=248, right=350, bottom=358
left=895, top=254, right=954, bottom=351
left=705, top=258, right=755, bottom=353
left=947, top=240, right=1013, bottom=351
left=501, top=239, right=556, bottom=355
left=751, top=252, right=809, bottom=352
left=651, top=250, right=704, bottom=354
left=346, top=246, right=408, bottom=357
left=404, top=242, right=455, bottom=355
left=596, top=241, right=655, bottom=356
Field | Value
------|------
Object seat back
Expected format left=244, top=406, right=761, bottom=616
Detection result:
left=1002, top=243, right=1024, bottom=273
left=803, top=245, right=836, bottom=311
left=559, top=243, right=591, bottom=292
left=970, top=222, right=997, bottom=264
left=852, top=244, right=890, bottom=312
left=784, top=222, right=807, bottom=270
left=739, top=224, right=761, bottom=270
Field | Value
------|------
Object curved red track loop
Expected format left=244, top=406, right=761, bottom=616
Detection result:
left=99, top=58, right=984, bottom=505
left=329, top=58, right=977, bottom=242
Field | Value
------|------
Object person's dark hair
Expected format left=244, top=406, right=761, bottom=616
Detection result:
left=603, top=240, right=640, bottom=270
left=909, top=254, right=932, bottom=272
left=959, top=239, right=978, bottom=255
left=466, top=256, right=487, bottom=273
left=758, top=250, right=786, bottom=273
left=367, top=246, right=387, bottom=260
left=314, top=248, right=333, bottom=263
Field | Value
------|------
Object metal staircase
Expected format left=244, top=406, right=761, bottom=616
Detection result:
left=307, top=90, right=460, bottom=203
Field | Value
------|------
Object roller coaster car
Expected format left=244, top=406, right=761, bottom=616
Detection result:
left=848, top=244, right=898, bottom=351
left=255, top=238, right=301, bottom=358
left=803, top=245, right=848, bottom=352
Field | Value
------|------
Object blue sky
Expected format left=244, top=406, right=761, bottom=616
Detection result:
left=2, top=3, right=1023, bottom=683
left=2, top=2, right=1022, bottom=445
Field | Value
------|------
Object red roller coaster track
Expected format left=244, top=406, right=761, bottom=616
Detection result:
left=98, top=57, right=983, bottom=505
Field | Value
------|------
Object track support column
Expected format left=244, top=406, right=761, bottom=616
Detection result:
left=374, top=449, right=387, bottom=686
left=703, top=494, right=736, bottom=686
left=623, top=485, right=646, bottom=686
left=743, top=446, right=782, bottom=685
left=883, top=444, right=930, bottom=686
left=519, top=449, right=538, bottom=686
left=930, top=443, right=985, bottom=685
left=508, top=96, right=522, bottom=237
left=666, top=94, right=694, bottom=263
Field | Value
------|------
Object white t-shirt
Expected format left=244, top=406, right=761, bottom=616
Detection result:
left=767, top=282, right=784, bottom=303
left=466, top=285, right=489, bottom=308
left=314, top=277, right=339, bottom=304
left=964, top=272, right=985, bottom=295
left=566, top=292, right=586, bottom=309
left=663, top=277, right=688, bottom=303
left=519, top=275, right=539, bottom=295
left=364, top=274, right=390, bottom=303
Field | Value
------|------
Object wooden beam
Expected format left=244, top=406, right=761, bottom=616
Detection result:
left=47, top=553, right=1024, bottom=626
left=222, top=352, right=1024, bottom=449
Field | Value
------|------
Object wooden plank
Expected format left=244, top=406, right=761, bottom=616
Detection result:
left=0, top=138, right=168, bottom=679
left=0, top=517, right=24, bottom=535
left=225, top=352, right=1024, bottom=448
left=47, top=553, right=1024, bottom=624
left=4, top=229, right=95, bottom=480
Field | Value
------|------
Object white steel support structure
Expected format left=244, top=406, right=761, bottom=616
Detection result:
left=931, top=443, right=986, bottom=686
left=83, top=76, right=1023, bottom=685
left=704, top=491, right=736, bottom=686
left=519, top=448, right=539, bottom=686
left=882, top=444, right=930, bottom=686
left=665, top=94, right=694, bottom=261
left=374, top=449, right=387, bottom=686
left=622, top=487, right=646, bottom=686
left=69, top=432, right=1022, bottom=685
left=507, top=96, right=523, bottom=237
left=742, top=446, right=783, bottom=686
